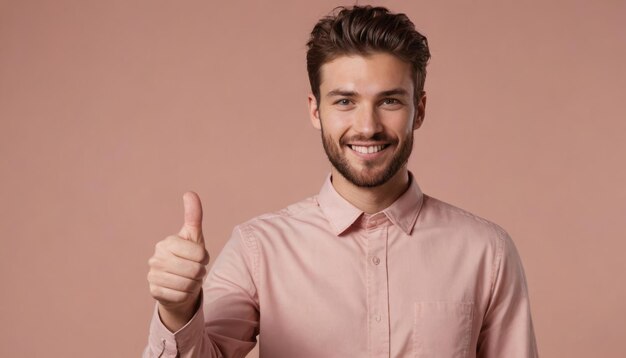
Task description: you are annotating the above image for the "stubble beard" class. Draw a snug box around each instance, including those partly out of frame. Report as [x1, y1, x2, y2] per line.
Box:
[320, 122, 414, 188]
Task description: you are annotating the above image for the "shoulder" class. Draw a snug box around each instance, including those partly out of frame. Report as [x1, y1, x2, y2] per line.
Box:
[232, 195, 325, 240]
[419, 194, 511, 245]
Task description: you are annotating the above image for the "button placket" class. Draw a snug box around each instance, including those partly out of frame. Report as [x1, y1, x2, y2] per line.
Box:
[366, 225, 390, 357]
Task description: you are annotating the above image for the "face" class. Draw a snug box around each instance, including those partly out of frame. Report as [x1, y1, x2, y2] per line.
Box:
[308, 52, 426, 187]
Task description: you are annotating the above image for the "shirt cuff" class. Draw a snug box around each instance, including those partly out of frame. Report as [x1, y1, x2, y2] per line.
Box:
[148, 298, 205, 357]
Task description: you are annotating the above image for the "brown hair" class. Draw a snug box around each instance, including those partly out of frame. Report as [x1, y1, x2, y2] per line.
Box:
[306, 5, 430, 105]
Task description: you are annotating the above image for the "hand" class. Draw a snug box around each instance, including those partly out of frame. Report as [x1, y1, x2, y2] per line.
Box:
[147, 191, 210, 331]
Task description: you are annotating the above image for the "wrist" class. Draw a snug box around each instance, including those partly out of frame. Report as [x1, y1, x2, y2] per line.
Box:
[158, 295, 201, 332]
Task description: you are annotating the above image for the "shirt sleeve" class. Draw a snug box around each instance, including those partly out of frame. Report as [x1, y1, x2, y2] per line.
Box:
[143, 226, 260, 358]
[476, 230, 539, 357]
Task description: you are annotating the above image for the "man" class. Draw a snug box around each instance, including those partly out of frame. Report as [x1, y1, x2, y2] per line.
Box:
[145, 5, 538, 358]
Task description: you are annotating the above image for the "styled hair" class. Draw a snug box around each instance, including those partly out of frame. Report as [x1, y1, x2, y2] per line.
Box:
[306, 5, 430, 105]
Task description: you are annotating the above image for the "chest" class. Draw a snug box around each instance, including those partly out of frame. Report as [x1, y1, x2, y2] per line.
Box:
[254, 226, 492, 358]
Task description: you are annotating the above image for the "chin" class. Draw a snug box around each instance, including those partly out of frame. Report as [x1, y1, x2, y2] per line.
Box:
[343, 167, 395, 188]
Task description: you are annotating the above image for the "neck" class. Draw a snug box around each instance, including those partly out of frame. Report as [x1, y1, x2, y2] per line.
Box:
[330, 167, 411, 214]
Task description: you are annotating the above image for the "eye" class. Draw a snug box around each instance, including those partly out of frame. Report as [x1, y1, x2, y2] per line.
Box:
[334, 98, 352, 106]
[382, 98, 400, 105]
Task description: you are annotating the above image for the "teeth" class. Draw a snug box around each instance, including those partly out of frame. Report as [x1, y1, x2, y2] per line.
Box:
[350, 145, 385, 154]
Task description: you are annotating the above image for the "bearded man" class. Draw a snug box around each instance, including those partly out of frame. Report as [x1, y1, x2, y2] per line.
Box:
[145, 5, 539, 358]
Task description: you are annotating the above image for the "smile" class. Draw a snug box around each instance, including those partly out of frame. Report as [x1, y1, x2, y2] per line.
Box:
[348, 144, 390, 154]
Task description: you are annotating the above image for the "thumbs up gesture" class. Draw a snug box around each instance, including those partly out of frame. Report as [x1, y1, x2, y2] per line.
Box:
[147, 192, 210, 332]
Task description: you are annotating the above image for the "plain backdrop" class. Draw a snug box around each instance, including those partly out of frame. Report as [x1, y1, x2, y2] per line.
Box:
[1, 0, 625, 357]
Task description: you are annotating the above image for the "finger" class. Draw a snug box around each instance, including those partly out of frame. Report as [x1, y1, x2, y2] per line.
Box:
[148, 270, 201, 293]
[179, 191, 204, 244]
[160, 235, 209, 263]
[153, 253, 207, 280]
[149, 285, 191, 305]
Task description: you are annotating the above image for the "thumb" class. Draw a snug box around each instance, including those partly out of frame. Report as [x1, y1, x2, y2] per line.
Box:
[178, 191, 204, 244]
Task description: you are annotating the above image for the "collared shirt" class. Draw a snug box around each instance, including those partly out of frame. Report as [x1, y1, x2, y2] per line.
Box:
[145, 174, 538, 358]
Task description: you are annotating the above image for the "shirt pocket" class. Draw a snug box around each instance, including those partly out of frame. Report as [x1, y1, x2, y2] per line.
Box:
[413, 301, 474, 358]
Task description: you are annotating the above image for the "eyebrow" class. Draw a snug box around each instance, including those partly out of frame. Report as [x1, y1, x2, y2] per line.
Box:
[379, 88, 409, 97]
[325, 88, 409, 98]
[326, 89, 358, 98]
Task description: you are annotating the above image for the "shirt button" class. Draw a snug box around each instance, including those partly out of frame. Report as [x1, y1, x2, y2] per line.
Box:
[372, 256, 380, 265]
[375, 315, 381, 322]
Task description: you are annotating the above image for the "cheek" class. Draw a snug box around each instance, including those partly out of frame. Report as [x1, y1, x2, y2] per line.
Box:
[322, 112, 352, 137]
[388, 114, 414, 137]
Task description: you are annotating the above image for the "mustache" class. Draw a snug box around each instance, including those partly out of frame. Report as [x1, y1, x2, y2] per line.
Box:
[340, 133, 396, 145]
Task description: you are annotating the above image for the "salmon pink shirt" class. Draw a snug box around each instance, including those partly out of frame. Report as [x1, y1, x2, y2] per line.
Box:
[145, 173, 538, 357]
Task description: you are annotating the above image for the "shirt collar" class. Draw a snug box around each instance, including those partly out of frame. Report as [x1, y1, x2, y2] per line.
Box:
[316, 172, 424, 236]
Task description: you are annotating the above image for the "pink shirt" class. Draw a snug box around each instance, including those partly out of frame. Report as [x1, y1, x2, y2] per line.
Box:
[145, 174, 538, 357]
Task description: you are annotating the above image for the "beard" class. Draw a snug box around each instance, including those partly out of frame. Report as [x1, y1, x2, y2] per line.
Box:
[320, 122, 414, 188]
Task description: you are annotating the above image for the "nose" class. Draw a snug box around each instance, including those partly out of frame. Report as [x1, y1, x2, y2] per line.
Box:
[352, 105, 383, 138]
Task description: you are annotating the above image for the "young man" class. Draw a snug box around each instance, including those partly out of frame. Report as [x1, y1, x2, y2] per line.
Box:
[145, 6, 538, 358]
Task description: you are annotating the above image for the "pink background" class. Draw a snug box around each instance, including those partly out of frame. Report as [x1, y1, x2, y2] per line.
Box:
[1, 1, 625, 357]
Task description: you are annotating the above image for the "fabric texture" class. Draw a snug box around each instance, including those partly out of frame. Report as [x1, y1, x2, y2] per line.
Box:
[144, 173, 538, 357]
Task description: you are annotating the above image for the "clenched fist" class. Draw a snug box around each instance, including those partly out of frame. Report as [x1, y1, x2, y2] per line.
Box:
[147, 191, 210, 332]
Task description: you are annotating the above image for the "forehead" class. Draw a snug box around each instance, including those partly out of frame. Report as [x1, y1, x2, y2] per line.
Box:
[319, 52, 414, 95]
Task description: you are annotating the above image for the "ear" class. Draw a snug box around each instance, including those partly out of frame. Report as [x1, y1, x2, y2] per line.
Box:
[308, 94, 322, 130]
[413, 91, 427, 130]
